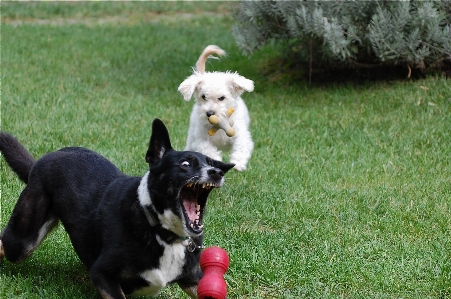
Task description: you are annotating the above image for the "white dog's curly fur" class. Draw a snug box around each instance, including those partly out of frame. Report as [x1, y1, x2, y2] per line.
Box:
[178, 45, 254, 171]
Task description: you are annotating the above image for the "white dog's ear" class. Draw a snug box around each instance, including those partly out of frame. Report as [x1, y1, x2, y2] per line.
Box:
[178, 75, 202, 101]
[228, 73, 254, 96]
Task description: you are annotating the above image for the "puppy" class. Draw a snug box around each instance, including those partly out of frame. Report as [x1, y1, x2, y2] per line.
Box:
[0, 119, 234, 299]
[178, 45, 254, 171]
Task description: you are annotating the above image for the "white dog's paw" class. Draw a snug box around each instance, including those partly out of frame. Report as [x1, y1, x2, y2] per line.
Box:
[232, 164, 246, 172]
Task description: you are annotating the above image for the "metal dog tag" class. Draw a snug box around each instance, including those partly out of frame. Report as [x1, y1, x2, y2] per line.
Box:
[187, 238, 197, 252]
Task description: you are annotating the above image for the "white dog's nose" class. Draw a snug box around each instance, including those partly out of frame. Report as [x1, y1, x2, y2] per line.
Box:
[206, 110, 215, 117]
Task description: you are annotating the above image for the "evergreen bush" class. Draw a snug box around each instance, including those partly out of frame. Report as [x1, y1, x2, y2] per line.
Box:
[232, 1, 451, 79]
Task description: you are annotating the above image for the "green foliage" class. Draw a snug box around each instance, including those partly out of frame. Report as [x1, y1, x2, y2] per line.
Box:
[233, 1, 451, 72]
[2, 2, 451, 298]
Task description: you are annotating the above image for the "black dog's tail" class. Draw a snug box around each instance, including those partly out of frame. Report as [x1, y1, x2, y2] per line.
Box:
[0, 132, 35, 184]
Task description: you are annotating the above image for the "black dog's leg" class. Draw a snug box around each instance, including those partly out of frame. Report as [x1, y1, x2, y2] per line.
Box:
[97, 286, 126, 299]
[90, 260, 126, 299]
[0, 240, 4, 262]
[1, 185, 57, 263]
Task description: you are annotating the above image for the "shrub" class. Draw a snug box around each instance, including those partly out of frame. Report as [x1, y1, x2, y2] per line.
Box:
[232, 1, 451, 79]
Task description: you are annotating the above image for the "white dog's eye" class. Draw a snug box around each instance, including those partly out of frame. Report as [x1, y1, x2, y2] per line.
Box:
[218, 96, 225, 101]
[201, 95, 207, 100]
[181, 161, 191, 167]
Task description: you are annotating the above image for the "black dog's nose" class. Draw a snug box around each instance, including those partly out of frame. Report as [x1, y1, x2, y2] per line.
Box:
[208, 168, 224, 180]
[206, 110, 215, 117]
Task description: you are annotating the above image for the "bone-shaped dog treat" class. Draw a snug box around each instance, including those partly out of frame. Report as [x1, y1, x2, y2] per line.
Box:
[208, 108, 235, 137]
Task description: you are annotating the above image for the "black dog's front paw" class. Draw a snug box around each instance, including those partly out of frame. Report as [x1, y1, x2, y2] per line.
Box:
[179, 283, 198, 298]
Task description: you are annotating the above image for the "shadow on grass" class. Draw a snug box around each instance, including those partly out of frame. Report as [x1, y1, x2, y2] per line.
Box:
[1, 258, 95, 298]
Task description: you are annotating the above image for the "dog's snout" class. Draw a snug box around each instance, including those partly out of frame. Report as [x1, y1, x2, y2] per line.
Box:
[207, 168, 224, 180]
[206, 110, 215, 117]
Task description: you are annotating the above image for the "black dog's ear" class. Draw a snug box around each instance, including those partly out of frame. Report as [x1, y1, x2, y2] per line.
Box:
[214, 161, 235, 174]
[146, 119, 173, 164]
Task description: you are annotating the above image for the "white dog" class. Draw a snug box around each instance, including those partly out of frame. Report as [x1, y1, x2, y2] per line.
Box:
[178, 45, 254, 171]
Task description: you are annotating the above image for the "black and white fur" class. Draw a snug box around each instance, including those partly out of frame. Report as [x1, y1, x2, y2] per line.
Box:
[0, 119, 234, 298]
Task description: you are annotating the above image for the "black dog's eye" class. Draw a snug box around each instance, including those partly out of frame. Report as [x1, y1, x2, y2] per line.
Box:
[218, 96, 225, 101]
[201, 95, 207, 100]
[181, 161, 191, 167]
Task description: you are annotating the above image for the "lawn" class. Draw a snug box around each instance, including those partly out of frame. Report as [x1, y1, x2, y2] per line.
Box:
[1, 2, 451, 299]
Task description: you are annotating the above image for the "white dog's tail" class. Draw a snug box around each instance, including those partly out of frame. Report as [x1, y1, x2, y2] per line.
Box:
[196, 45, 226, 73]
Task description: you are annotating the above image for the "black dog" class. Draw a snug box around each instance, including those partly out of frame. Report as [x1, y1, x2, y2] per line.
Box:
[0, 119, 234, 298]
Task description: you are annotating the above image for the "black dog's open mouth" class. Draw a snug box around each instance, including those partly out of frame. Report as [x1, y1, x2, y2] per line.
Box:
[180, 182, 218, 233]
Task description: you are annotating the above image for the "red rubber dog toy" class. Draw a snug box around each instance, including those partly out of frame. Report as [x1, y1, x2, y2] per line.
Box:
[197, 247, 229, 299]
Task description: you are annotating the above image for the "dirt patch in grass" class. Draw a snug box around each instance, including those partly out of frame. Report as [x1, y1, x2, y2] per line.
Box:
[2, 2, 234, 26]
[4, 11, 228, 26]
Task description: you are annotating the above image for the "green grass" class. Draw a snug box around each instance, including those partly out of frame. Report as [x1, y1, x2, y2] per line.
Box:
[1, 2, 451, 298]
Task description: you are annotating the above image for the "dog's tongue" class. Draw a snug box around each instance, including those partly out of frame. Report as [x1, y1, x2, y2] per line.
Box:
[181, 189, 198, 222]
[183, 201, 197, 221]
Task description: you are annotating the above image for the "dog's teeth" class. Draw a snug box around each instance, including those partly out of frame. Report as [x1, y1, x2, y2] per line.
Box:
[201, 182, 218, 189]
[198, 224, 204, 229]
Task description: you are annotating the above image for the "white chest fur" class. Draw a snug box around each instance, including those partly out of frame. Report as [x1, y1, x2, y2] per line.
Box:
[132, 236, 186, 296]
